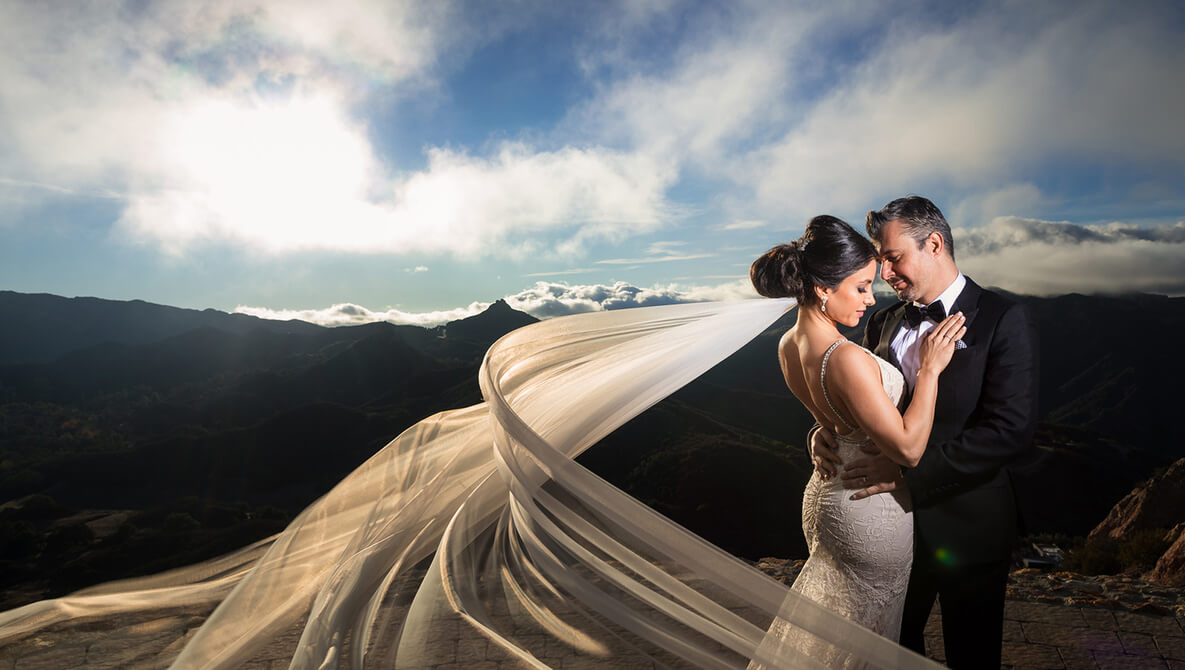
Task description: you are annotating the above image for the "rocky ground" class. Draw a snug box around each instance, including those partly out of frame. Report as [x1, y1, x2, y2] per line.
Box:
[753, 558, 1185, 619]
[753, 558, 1185, 668]
[1006, 569, 1185, 619]
[3, 561, 1184, 669]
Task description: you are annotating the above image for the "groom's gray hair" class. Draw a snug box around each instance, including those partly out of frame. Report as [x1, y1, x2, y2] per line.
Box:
[866, 195, 955, 261]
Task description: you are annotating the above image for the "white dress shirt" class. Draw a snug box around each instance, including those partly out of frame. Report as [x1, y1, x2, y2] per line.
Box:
[891, 273, 966, 391]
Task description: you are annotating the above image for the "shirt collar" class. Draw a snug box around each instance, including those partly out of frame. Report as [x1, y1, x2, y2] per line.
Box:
[919, 273, 966, 315]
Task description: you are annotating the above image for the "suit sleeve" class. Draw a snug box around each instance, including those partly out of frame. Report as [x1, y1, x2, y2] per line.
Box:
[904, 301, 1039, 502]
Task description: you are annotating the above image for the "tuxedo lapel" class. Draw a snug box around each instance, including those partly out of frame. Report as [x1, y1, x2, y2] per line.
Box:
[933, 277, 983, 410]
[950, 277, 983, 333]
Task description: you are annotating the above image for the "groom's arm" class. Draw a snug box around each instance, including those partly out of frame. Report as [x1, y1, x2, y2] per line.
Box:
[903, 301, 1039, 505]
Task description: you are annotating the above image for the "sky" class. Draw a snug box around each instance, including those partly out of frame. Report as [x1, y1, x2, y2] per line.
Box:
[2, 0, 1184, 326]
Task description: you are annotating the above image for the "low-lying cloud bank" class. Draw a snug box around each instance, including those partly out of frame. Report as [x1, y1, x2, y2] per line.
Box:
[237, 216, 1185, 328]
[235, 279, 757, 327]
[503, 280, 754, 318]
[956, 218, 1185, 296]
[233, 302, 492, 328]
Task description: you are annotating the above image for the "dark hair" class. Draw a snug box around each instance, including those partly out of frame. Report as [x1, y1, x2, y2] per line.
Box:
[750, 215, 877, 305]
[865, 195, 955, 260]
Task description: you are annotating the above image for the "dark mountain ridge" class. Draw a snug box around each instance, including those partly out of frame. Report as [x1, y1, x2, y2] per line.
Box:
[0, 290, 325, 366]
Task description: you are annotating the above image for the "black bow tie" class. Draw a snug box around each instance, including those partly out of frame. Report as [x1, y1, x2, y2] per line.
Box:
[904, 302, 946, 328]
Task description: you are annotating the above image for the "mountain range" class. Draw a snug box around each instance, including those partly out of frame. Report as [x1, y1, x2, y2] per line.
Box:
[0, 289, 1179, 607]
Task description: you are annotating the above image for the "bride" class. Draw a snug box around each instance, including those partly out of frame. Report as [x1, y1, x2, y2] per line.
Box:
[748, 216, 964, 665]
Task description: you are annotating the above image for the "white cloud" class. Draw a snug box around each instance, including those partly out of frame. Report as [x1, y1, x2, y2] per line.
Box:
[743, 3, 1185, 220]
[523, 268, 599, 277]
[957, 218, 1185, 256]
[0, 177, 119, 199]
[596, 252, 714, 265]
[0, 1, 450, 182]
[565, 3, 837, 242]
[574, 2, 1184, 231]
[556, 2, 1185, 237]
[719, 219, 768, 231]
[234, 301, 488, 327]
[377, 144, 675, 258]
[115, 104, 676, 258]
[956, 218, 1185, 295]
[647, 240, 687, 253]
[950, 184, 1050, 229]
[237, 278, 761, 326]
[0, 1, 678, 259]
[504, 279, 756, 318]
[4, 0, 1183, 290]
[0, 177, 121, 218]
[405, 266, 429, 273]
[582, 240, 715, 265]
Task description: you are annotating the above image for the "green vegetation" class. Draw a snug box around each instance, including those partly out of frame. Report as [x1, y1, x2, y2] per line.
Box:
[0, 494, 291, 607]
[1062, 529, 1172, 575]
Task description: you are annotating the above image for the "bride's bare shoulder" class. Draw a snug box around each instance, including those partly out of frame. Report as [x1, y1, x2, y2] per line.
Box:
[825, 341, 880, 384]
[777, 329, 803, 377]
[777, 327, 799, 355]
[778, 327, 797, 349]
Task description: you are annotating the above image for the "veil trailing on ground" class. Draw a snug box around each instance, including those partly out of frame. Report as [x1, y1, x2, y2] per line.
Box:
[0, 299, 938, 669]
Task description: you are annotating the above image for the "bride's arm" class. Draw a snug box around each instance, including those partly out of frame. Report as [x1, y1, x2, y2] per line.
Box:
[830, 314, 965, 467]
[827, 349, 929, 467]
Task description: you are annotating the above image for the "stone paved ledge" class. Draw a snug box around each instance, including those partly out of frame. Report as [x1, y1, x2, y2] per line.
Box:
[2, 583, 1183, 668]
[998, 601, 1184, 669]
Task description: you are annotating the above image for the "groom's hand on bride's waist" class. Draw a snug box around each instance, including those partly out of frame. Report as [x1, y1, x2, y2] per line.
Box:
[842, 449, 904, 500]
[809, 426, 842, 480]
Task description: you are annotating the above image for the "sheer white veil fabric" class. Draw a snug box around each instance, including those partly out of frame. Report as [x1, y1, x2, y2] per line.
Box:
[0, 299, 939, 669]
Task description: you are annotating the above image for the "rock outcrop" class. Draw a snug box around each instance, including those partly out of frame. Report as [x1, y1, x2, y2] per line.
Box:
[1088, 457, 1185, 586]
[1149, 523, 1185, 587]
[1089, 458, 1185, 541]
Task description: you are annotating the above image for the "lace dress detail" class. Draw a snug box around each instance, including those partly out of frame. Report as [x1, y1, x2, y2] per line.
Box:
[751, 340, 913, 669]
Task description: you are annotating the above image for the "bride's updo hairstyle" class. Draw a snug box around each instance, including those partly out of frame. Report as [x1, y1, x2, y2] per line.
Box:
[750, 215, 877, 306]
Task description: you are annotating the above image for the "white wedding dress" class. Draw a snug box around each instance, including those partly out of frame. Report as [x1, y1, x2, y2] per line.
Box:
[751, 340, 914, 669]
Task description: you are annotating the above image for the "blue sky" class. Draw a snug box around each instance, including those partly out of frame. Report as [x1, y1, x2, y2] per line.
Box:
[2, 0, 1184, 325]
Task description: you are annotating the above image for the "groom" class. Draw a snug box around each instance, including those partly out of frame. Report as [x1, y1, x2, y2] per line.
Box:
[813, 196, 1039, 669]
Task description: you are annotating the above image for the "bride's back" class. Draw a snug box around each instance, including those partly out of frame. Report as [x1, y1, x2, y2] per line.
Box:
[778, 327, 860, 437]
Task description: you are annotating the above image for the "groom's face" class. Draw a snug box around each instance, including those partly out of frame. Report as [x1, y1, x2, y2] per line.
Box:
[875, 219, 936, 304]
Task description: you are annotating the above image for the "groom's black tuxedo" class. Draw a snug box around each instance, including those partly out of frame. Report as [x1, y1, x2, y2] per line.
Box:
[863, 277, 1038, 668]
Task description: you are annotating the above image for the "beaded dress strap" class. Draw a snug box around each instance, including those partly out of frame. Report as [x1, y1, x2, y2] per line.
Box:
[820, 339, 858, 431]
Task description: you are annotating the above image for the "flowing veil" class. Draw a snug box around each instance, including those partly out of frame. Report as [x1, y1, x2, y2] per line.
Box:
[0, 299, 939, 669]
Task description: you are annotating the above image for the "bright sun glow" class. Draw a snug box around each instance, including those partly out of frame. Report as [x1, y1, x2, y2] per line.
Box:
[119, 92, 670, 258]
[170, 96, 382, 251]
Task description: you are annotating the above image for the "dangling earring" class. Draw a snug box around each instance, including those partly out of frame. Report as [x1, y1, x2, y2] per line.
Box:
[821, 294, 829, 314]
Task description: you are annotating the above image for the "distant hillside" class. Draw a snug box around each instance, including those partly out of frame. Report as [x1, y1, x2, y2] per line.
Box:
[1022, 292, 1185, 450]
[0, 290, 324, 366]
[0, 292, 541, 607]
